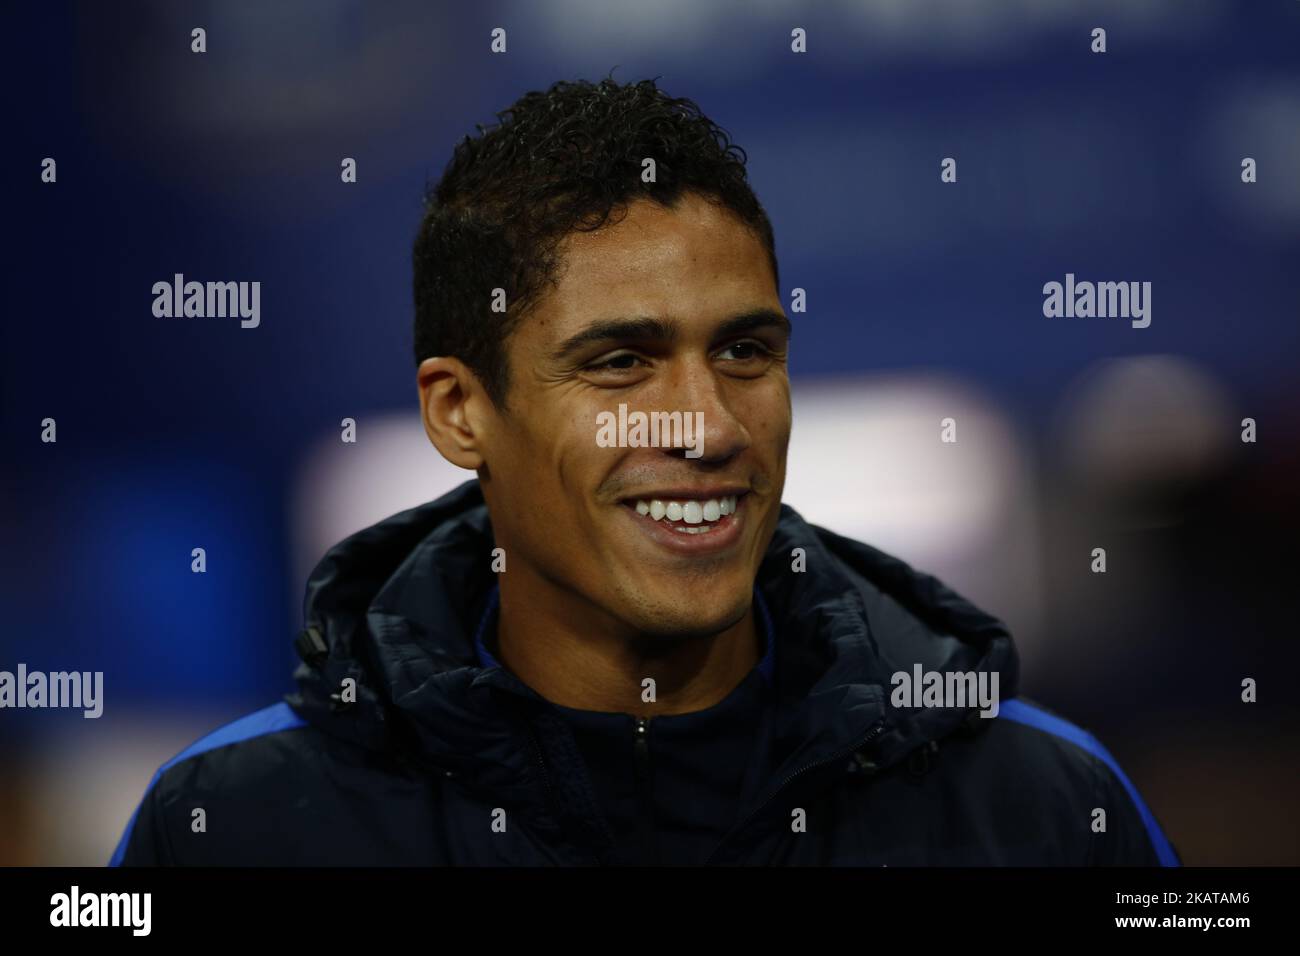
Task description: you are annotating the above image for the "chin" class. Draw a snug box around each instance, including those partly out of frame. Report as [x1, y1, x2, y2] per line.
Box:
[618, 590, 752, 641]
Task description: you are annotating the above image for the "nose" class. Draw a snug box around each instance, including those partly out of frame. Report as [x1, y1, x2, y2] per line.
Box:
[655, 354, 751, 465]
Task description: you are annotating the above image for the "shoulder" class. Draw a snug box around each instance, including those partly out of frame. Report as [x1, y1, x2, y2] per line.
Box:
[109, 701, 379, 865]
[131, 701, 316, 804]
[983, 697, 1180, 865]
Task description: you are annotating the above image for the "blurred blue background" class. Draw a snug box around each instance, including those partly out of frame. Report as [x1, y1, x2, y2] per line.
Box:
[3, 0, 1298, 864]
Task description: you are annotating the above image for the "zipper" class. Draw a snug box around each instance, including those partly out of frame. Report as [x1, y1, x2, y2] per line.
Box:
[633, 716, 657, 864]
[701, 718, 888, 865]
[634, 716, 651, 771]
[528, 724, 559, 808]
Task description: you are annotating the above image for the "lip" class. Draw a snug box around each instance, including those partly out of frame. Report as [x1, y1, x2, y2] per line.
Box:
[617, 493, 747, 557]
[617, 487, 749, 504]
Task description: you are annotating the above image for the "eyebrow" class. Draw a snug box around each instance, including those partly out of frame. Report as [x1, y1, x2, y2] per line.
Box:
[550, 308, 792, 362]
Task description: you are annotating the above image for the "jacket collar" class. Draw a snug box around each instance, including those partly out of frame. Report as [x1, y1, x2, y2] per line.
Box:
[287, 478, 1018, 816]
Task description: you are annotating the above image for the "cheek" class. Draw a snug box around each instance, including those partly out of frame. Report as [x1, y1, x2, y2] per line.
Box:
[484, 414, 567, 506]
[745, 381, 792, 447]
[543, 407, 613, 500]
[746, 384, 791, 501]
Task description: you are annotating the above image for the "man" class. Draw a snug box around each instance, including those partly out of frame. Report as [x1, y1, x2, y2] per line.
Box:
[112, 78, 1178, 866]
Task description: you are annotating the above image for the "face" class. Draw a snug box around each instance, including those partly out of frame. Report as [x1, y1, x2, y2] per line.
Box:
[478, 191, 791, 640]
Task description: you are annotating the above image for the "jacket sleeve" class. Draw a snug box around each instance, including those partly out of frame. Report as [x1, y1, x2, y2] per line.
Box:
[110, 778, 175, 866]
[1087, 753, 1181, 866]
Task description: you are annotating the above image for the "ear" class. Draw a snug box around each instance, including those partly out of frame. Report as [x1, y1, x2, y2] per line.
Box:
[417, 356, 491, 470]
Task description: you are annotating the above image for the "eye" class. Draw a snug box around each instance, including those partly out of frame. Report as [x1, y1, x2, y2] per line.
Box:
[716, 339, 771, 362]
[585, 351, 645, 373]
[580, 351, 652, 386]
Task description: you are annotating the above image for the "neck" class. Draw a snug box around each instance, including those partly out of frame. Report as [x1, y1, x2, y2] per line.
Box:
[494, 570, 761, 717]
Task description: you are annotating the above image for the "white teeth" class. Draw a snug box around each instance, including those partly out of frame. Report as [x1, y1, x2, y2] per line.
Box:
[672, 523, 716, 534]
[631, 495, 742, 525]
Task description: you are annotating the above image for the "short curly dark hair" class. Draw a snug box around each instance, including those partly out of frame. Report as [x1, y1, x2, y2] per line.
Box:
[412, 75, 780, 409]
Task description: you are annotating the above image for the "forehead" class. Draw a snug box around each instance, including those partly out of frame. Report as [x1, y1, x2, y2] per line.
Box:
[525, 193, 777, 340]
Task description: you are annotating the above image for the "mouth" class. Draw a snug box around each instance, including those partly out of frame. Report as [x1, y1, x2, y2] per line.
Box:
[617, 490, 749, 555]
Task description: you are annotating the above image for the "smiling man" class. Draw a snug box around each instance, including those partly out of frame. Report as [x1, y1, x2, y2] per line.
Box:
[419, 183, 791, 721]
[111, 77, 1179, 867]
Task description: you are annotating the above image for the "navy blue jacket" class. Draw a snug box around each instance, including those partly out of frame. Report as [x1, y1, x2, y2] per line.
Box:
[111, 479, 1180, 866]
